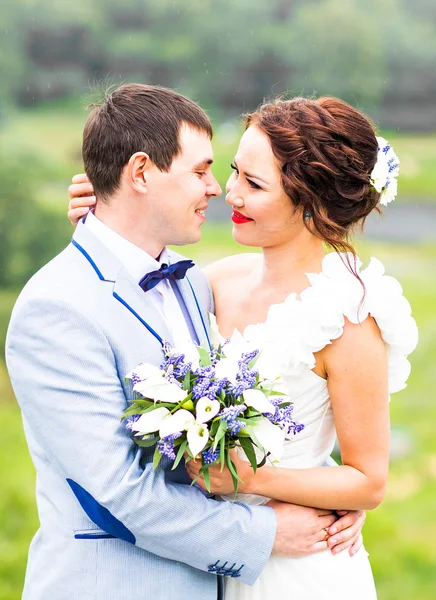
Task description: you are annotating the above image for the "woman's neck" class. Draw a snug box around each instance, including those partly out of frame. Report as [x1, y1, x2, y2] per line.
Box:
[259, 235, 326, 289]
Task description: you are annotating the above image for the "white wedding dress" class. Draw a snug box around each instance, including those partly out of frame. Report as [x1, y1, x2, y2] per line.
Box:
[222, 253, 418, 600]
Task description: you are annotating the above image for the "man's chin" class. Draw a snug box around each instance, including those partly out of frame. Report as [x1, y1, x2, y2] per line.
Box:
[170, 230, 202, 248]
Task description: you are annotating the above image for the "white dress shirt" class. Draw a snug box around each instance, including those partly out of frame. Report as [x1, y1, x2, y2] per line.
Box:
[85, 211, 193, 347]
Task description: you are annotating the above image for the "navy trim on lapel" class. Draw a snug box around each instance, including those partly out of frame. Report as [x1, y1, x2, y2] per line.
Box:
[185, 277, 211, 350]
[112, 273, 173, 347]
[71, 221, 173, 348]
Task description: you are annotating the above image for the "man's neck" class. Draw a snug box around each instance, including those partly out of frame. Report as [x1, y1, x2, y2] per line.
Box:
[94, 204, 164, 259]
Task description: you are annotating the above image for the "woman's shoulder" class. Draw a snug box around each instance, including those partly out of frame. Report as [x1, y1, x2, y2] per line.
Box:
[300, 252, 418, 392]
[204, 252, 261, 288]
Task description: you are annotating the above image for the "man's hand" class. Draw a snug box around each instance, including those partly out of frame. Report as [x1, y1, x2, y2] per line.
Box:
[270, 501, 366, 558]
[327, 510, 366, 557]
[68, 174, 95, 226]
[269, 500, 337, 557]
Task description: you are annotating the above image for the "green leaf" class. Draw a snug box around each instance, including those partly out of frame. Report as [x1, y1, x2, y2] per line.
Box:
[213, 420, 228, 450]
[238, 437, 257, 474]
[203, 466, 211, 493]
[210, 419, 220, 437]
[256, 454, 268, 468]
[225, 452, 242, 494]
[219, 435, 226, 472]
[172, 439, 188, 470]
[153, 445, 163, 469]
[197, 345, 212, 366]
[128, 398, 154, 407]
[132, 435, 158, 448]
[244, 408, 262, 418]
[121, 400, 154, 419]
[182, 371, 191, 391]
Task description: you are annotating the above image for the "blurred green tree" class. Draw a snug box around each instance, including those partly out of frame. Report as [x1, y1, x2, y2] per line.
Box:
[0, 153, 71, 288]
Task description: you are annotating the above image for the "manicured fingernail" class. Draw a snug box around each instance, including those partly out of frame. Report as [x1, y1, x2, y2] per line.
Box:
[332, 547, 340, 554]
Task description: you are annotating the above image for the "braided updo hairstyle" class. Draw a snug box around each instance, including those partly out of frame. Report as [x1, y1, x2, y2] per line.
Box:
[245, 97, 381, 278]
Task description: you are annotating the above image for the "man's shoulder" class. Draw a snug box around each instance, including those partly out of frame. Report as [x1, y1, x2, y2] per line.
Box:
[12, 243, 100, 318]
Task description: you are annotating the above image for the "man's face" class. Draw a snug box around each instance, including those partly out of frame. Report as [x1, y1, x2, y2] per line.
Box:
[144, 124, 222, 248]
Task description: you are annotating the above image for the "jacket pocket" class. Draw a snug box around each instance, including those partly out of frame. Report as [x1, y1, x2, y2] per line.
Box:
[74, 527, 115, 540]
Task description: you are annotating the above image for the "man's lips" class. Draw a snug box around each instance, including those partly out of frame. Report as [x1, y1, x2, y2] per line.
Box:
[232, 210, 254, 224]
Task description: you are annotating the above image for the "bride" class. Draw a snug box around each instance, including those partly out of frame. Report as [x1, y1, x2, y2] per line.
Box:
[68, 96, 417, 599]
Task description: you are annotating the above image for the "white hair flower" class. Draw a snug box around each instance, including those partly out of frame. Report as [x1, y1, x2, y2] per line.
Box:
[370, 136, 400, 206]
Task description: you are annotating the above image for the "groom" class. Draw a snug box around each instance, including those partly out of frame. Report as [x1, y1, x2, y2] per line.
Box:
[7, 84, 364, 600]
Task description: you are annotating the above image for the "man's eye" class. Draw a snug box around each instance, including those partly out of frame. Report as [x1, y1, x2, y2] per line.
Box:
[196, 171, 206, 177]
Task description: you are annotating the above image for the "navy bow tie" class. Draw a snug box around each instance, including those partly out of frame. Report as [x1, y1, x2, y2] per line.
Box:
[139, 260, 195, 292]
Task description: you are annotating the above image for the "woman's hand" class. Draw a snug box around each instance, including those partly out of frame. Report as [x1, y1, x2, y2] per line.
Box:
[68, 174, 96, 226]
[185, 449, 255, 494]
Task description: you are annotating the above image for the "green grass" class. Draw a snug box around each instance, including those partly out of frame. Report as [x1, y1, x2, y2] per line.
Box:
[0, 233, 435, 599]
[0, 107, 434, 210]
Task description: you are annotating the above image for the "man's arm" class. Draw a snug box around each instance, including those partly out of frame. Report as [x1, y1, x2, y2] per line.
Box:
[6, 297, 276, 585]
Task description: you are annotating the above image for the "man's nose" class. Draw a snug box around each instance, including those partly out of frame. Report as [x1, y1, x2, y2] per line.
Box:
[207, 175, 222, 197]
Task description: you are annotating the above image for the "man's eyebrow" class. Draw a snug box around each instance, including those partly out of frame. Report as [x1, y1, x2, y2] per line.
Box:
[233, 158, 268, 185]
[192, 158, 214, 169]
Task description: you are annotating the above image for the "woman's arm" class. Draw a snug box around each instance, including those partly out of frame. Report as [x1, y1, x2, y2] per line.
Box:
[187, 315, 390, 511]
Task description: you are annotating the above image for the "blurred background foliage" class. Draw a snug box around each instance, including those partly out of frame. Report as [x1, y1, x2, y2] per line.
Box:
[0, 0, 435, 598]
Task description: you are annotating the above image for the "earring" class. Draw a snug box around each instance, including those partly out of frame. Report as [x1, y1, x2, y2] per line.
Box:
[304, 212, 311, 220]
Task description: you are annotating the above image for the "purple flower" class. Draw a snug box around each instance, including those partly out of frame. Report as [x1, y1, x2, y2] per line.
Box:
[157, 432, 183, 461]
[240, 350, 259, 364]
[202, 447, 219, 465]
[219, 405, 247, 436]
[125, 414, 141, 432]
[267, 400, 305, 436]
[228, 362, 258, 398]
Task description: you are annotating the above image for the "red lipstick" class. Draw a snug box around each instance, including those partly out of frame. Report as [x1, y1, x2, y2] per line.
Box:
[231, 210, 254, 224]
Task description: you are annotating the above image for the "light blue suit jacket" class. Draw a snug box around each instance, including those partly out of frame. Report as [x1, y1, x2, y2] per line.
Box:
[6, 221, 276, 600]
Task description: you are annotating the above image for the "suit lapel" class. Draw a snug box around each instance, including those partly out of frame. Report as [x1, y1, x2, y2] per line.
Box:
[72, 221, 174, 347]
[112, 270, 174, 346]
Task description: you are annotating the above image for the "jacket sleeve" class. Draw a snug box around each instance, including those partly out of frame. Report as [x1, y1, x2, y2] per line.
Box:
[6, 298, 276, 585]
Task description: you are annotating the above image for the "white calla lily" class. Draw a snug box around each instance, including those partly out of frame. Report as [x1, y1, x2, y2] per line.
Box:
[248, 417, 285, 461]
[127, 363, 164, 381]
[208, 312, 224, 347]
[243, 389, 276, 415]
[222, 328, 253, 362]
[187, 423, 210, 457]
[214, 357, 239, 382]
[134, 379, 188, 403]
[131, 407, 170, 435]
[196, 397, 220, 424]
[159, 409, 195, 438]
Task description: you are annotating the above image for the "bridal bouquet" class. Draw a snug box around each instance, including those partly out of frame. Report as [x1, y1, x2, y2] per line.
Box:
[122, 324, 304, 493]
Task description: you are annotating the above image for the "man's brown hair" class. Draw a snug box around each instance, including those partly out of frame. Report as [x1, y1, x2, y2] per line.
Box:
[82, 83, 213, 200]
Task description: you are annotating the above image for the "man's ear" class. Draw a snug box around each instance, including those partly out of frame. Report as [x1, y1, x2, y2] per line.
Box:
[125, 152, 152, 193]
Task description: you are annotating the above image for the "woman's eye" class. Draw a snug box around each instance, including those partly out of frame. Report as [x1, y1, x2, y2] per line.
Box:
[196, 171, 206, 177]
[247, 179, 261, 190]
[230, 163, 238, 173]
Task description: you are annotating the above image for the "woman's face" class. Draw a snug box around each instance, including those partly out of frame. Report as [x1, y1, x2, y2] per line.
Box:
[225, 125, 305, 248]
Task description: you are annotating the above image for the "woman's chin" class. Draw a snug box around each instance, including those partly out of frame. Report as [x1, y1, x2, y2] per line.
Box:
[231, 226, 259, 247]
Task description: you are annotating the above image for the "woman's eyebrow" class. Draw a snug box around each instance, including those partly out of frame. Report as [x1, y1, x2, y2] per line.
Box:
[233, 158, 269, 185]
